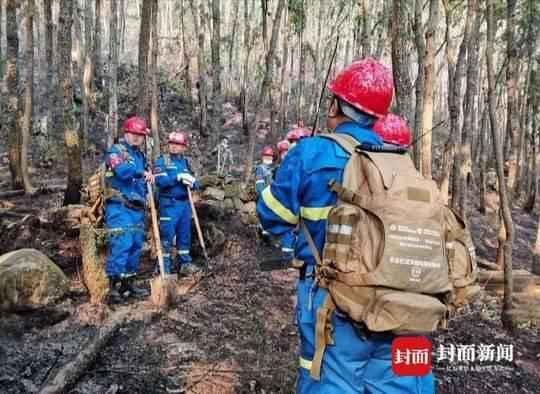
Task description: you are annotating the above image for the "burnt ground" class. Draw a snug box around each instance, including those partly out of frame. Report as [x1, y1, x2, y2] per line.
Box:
[0, 184, 539, 393]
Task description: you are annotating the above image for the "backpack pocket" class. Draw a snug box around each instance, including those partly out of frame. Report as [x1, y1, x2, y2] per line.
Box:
[364, 290, 447, 334]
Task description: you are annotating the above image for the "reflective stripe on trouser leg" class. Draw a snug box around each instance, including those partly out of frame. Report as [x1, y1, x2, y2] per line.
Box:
[159, 210, 177, 274]
[177, 249, 192, 264]
[295, 281, 435, 394]
[176, 202, 192, 265]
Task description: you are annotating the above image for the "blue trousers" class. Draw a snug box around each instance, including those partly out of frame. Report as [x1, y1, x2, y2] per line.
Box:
[105, 202, 145, 279]
[280, 231, 296, 254]
[159, 200, 192, 273]
[296, 276, 435, 394]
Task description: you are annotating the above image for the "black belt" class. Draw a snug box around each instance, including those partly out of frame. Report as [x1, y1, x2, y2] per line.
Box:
[107, 197, 145, 211]
[160, 195, 188, 202]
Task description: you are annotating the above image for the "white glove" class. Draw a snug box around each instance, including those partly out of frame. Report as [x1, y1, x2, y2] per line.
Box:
[177, 173, 196, 187]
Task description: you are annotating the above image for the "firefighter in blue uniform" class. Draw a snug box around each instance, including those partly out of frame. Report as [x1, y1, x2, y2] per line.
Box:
[255, 146, 276, 244]
[153, 130, 201, 275]
[104, 116, 153, 303]
[257, 59, 435, 393]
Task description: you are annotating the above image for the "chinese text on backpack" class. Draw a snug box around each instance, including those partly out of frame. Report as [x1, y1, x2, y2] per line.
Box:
[306, 133, 479, 379]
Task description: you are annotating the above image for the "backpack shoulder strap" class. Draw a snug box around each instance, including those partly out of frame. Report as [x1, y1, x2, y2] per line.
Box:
[319, 133, 358, 155]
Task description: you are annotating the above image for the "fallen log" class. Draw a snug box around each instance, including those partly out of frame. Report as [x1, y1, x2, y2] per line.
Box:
[478, 269, 535, 293]
[39, 310, 127, 394]
[0, 184, 65, 198]
[477, 258, 500, 271]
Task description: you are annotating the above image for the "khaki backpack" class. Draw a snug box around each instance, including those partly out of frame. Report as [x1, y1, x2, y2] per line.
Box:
[82, 144, 130, 224]
[304, 133, 480, 379]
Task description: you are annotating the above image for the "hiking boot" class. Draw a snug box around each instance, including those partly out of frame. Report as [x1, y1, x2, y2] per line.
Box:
[108, 280, 125, 304]
[121, 278, 149, 298]
[178, 263, 201, 275]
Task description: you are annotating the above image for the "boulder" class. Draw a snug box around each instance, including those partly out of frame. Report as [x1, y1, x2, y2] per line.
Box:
[233, 198, 244, 211]
[240, 212, 259, 226]
[199, 174, 222, 189]
[223, 198, 235, 211]
[0, 249, 69, 311]
[242, 201, 257, 215]
[239, 187, 256, 203]
[203, 187, 225, 201]
[223, 183, 242, 199]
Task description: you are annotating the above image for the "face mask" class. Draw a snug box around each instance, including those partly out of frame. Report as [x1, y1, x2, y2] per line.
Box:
[263, 158, 273, 165]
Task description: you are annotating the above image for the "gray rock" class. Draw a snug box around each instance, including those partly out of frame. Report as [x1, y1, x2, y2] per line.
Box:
[0, 249, 69, 311]
[203, 187, 225, 201]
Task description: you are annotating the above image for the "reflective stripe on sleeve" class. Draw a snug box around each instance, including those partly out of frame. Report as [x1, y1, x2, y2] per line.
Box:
[261, 187, 298, 224]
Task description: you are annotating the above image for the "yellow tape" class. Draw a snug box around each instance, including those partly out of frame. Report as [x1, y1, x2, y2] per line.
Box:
[299, 357, 312, 370]
[261, 187, 298, 224]
[300, 206, 332, 221]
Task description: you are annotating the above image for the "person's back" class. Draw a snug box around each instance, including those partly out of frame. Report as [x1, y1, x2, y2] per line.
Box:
[257, 59, 435, 393]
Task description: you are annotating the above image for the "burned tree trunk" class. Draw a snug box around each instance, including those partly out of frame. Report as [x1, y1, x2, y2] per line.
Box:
[189, 0, 209, 138]
[44, 0, 55, 145]
[478, 108, 489, 215]
[279, 6, 291, 133]
[227, 0, 240, 88]
[180, 0, 193, 112]
[108, 0, 119, 146]
[456, 1, 481, 220]
[391, 0, 413, 124]
[412, 0, 426, 172]
[138, 0, 152, 116]
[505, 0, 520, 197]
[81, 0, 94, 154]
[210, 0, 222, 97]
[420, 0, 438, 179]
[58, 0, 82, 205]
[241, 0, 255, 137]
[486, 0, 515, 331]
[150, 0, 160, 160]
[449, 0, 475, 218]
[21, 0, 35, 194]
[6, 0, 23, 190]
[210, 0, 223, 143]
[93, 0, 102, 83]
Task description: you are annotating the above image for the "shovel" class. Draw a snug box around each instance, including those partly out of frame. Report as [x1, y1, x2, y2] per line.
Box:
[187, 187, 209, 272]
[147, 182, 176, 308]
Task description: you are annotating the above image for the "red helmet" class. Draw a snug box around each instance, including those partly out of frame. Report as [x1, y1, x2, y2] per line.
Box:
[277, 140, 289, 153]
[168, 130, 188, 146]
[328, 58, 393, 119]
[262, 145, 274, 157]
[286, 130, 301, 142]
[122, 116, 148, 136]
[298, 127, 313, 138]
[372, 113, 411, 146]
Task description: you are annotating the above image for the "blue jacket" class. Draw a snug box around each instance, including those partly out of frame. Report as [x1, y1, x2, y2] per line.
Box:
[153, 154, 199, 201]
[256, 121, 382, 266]
[105, 140, 147, 205]
[255, 163, 274, 196]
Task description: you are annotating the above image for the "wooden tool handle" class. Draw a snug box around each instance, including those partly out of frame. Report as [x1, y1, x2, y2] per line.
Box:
[187, 187, 209, 261]
[147, 183, 166, 279]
